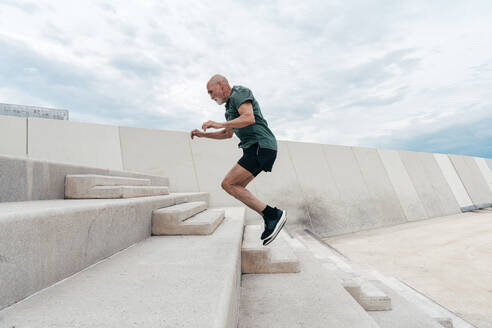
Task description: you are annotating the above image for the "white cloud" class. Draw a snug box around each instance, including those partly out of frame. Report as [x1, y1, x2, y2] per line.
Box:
[0, 0, 491, 157]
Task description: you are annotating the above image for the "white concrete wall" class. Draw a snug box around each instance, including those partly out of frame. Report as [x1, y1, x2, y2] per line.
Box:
[0, 115, 26, 157]
[352, 146, 407, 227]
[449, 154, 492, 208]
[1, 115, 491, 237]
[119, 127, 198, 193]
[28, 118, 123, 170]
[279, 141, 340, 233]
[486, 158, 492, 172]
[377, 149, 428, 221]
[434, 153, 475, 211]
[398, 150, 461, 218]
[474, 157, 492, 193]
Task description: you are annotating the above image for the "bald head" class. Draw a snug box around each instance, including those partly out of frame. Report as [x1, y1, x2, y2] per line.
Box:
[207, 74, 229, 88]
[206, 74, 231, 105]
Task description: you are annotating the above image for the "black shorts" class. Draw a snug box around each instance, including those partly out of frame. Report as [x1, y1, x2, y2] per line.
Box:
[237, 143, 277, 177]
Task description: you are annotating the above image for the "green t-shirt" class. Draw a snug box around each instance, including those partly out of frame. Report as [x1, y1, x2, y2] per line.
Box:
[224, 85, 278, 151]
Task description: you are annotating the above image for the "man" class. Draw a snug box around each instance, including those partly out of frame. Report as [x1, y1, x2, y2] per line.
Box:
[190, 74, 286, 246]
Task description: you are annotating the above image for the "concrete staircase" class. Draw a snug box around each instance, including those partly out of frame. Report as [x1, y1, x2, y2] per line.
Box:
[0, 172, 250, 327]
[2, 170, 480, 328]
[65, 174, 169, 199]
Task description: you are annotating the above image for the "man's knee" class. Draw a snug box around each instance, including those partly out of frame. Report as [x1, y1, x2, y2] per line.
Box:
[221, 179, 232, 192]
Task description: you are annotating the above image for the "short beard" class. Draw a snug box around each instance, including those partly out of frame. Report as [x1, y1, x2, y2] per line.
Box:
[214, 98, 225, 105]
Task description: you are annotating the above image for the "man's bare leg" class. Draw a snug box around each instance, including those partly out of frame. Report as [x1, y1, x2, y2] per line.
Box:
[221, 164, 266, 215]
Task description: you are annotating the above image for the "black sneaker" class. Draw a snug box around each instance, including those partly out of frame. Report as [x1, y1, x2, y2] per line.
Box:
[260, 207, 281, 240]
[262, 209, 287, 246]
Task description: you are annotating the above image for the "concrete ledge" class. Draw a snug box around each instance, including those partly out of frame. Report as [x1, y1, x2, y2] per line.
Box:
[0, 195, 186, 310]
[65, 174, 151, 194]
[71, 185, 170, 199]
[152, 201, 208, 235]
[168, 192, 210, 206]
[152, 208, 225, 235]
[65, 174, 171, 199]
[0, 207, 245, 328]
[241, 225, 299, 274]
[343, 278, 392, 311]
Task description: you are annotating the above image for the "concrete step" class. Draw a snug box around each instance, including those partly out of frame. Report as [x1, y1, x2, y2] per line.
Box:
[239, 248, 380, 328]
[241, 225, 300, 274]
[91, 185, 169, 198]
[170, 191, 210, 206]
[293, 230, 393, 311]
[343, 277, 392, 311]
[65, 174, 169, 199]
[0, 207, 246, 328]
[152, 201, 208, 235]
[152, 208, 225, 235]
[364, 271, 474, 328]
[294, 231, 460, 327]
[367, 280, 446, 328]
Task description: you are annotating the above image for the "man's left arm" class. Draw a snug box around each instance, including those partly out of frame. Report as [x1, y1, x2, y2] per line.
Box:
[202, 102, 255, 131]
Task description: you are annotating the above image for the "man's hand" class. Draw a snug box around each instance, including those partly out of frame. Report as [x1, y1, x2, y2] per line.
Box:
[190, 129, 204, 139]
[201, 120, 224, 132]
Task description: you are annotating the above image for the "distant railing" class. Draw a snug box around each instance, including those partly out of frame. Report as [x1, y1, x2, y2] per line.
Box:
[0, 102, 69, 120]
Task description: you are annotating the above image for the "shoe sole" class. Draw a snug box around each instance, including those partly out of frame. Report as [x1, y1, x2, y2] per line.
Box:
[261, 222, 267, 240]
[263, 211, 287, 246]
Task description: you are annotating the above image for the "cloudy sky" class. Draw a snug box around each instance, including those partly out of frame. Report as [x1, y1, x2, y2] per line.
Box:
[0, 1, 491, 158]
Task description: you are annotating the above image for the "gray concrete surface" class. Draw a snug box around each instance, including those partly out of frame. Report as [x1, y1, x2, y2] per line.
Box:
[240, 247, 380, 328]
[324, 210, 492, 328]
[28, 117, 123, 170]
[434, 153, 475, 211]
[0, 155, 29, 202]
[399, 150, 461, 217]
[449, 154, 492, 208]
[0, 207, 245, 328]
[377, 149, 428, 221]
[0, 195, 182, 309]
[0, 115, 26, 157]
